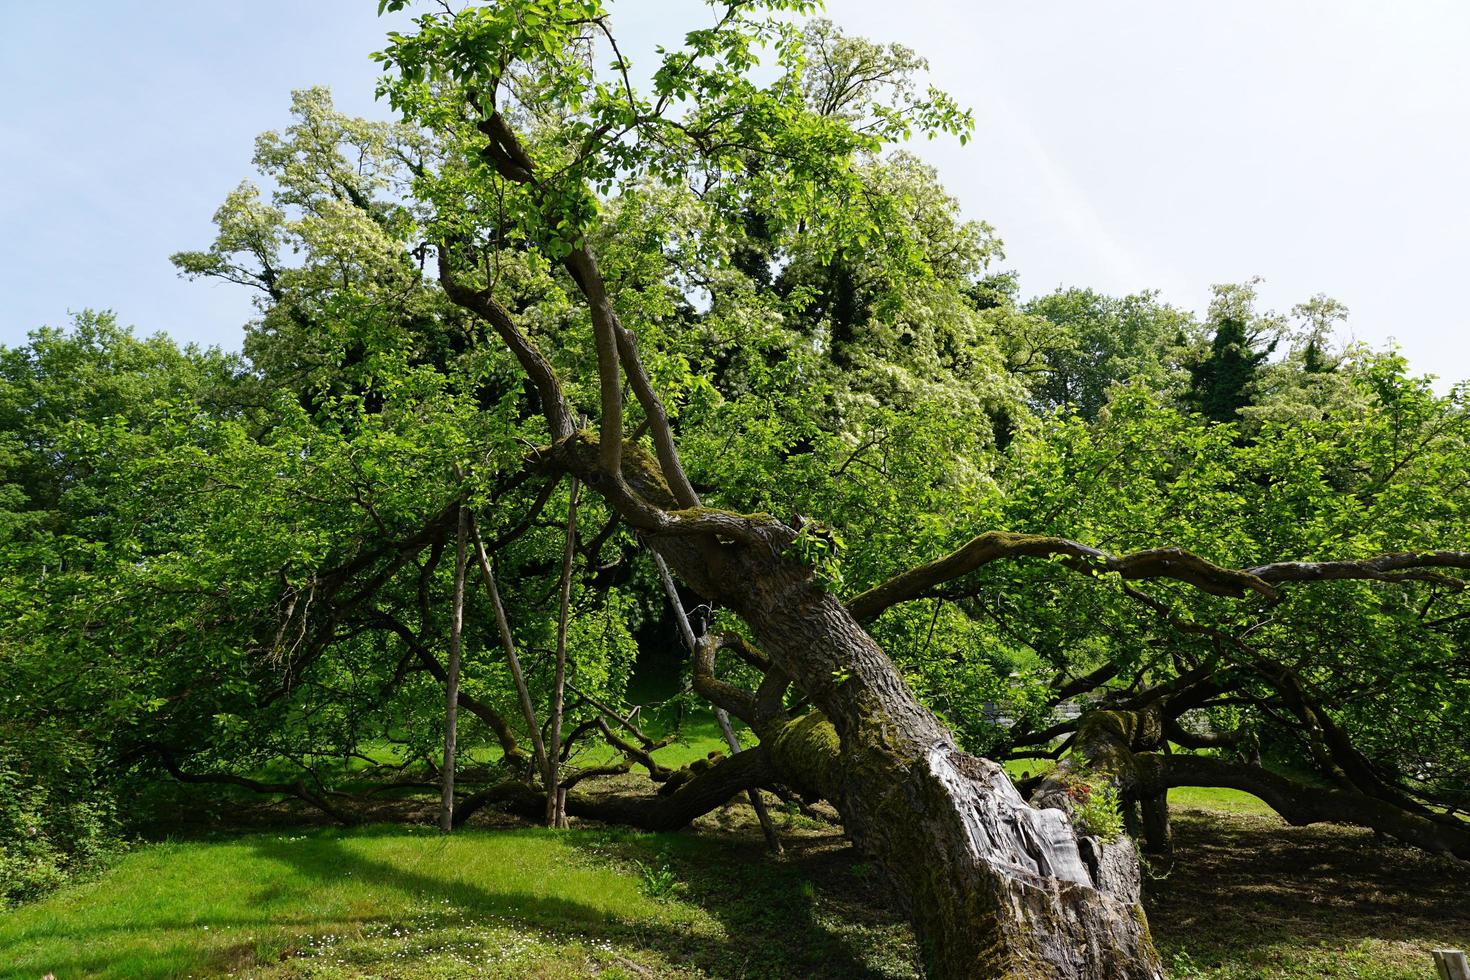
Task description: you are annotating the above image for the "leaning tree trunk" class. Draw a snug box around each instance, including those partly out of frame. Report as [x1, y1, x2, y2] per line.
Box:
[723, 563, 1158, 978]
[567, 438, 1163, 979]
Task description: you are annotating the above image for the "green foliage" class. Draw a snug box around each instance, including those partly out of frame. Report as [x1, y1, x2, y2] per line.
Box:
[0, 731, 120, 907]
[634, 855, 684, 899]
[1022, 287, 1196, 419]
[792, 521, 846, 592]
[1069, 781, 1124, 844]
[1184, 279, 1281, 423]
[3, 0, 1468, 866]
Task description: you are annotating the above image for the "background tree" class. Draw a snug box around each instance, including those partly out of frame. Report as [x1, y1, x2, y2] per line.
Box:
[1021, 287, 1195, 420]
[1184, 278, 1281, 423]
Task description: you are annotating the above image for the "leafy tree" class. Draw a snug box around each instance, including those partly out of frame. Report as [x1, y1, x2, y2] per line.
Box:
[1183, 279, 1281, 423]
[5, 5, 1469, 978]
[1240, 294, 1364, 428]
[1021, 287, 1196, 419]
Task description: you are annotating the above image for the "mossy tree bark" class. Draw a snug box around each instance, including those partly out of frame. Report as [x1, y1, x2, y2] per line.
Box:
[545, 436, 1163, 980]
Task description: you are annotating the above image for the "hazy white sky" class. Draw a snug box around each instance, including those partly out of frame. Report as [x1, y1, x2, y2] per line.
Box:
[3, 1, 1468, 381]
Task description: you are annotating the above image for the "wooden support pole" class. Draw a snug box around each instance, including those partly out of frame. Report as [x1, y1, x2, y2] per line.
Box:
[546, 478, 579, 828]
[471, 514, 550, 789]
[1435, 950, 1470, 980]
[439, 504, 469, 833]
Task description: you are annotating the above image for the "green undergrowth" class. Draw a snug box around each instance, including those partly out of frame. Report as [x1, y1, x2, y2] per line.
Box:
[273, 710, 734, 787]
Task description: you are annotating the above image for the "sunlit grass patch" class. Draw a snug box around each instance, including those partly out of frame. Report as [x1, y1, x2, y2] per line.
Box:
[0, 825, 711, 979]
[0, 819, 919, 979]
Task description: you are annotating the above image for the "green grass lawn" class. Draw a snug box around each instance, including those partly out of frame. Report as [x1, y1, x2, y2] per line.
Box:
[1166, 784, 1271, 815]
[3, 826, 681, 978]
[6, 763, 1465, 979]
[0, 820, 916, 980]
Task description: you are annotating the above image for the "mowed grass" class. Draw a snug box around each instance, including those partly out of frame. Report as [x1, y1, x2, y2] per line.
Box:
[7, 756, 1466, 979]
[0, 820, 918, 980]
[1166, 785, 1272, 814]
[0, 825, 684, 978]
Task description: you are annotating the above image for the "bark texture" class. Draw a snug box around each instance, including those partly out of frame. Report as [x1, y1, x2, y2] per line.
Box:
[551, 434, 1163, 980]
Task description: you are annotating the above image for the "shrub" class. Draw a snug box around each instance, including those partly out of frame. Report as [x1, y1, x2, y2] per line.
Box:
[0, 732, 122, 906]
[1068, 778, 1125, 844]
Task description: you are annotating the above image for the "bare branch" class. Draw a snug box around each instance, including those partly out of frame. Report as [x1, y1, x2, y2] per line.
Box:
[848, 532, 1275, 623]
[1248, 551, 1470, 588]
[437, 245, 575, 439]
[850, 534, 1470, 623]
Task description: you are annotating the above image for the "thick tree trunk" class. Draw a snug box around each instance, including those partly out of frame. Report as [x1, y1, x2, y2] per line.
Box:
[532, 436, 1165, 977]
[1031, 709, 1173, 854]
[726, 577, 1160, 978]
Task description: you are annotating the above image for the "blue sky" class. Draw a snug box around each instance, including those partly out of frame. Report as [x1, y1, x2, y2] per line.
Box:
[4, 1, 1468, 382]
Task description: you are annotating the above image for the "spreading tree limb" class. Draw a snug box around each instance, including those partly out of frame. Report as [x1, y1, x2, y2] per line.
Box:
[850, 532, 1470, 623]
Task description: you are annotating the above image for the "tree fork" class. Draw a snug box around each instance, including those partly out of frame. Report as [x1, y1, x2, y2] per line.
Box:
[548, 433, 1163, 979]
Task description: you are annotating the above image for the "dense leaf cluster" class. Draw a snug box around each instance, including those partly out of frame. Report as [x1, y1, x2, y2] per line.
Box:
[2, 1, 1465, 904]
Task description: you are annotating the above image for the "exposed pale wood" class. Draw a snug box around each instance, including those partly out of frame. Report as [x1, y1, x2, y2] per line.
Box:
[1435, 949, 1470, 980]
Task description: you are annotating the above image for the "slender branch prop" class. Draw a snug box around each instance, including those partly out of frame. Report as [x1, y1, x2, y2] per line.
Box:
[546, 478, 579, 827]
[470, 513, 551, 791]
[439, 504, 469, 833]
[1248, 551, 1470, 587]
[650, 549, 782, 853]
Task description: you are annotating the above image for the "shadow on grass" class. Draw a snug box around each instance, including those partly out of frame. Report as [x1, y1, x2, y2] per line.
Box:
[1146, 808, 1470, 970]
[244, 826, 639, 932]
[3, 826, 702, 979]
[231, 822, 914, 979]
[563, 826, 919, 979]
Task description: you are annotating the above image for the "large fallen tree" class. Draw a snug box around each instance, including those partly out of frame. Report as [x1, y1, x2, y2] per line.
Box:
[357, 6, 1467, 974]
[8, 3, 1467, 978]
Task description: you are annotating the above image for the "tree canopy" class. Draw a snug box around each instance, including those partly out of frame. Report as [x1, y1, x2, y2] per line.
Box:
[2, 3, 1466, 977]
